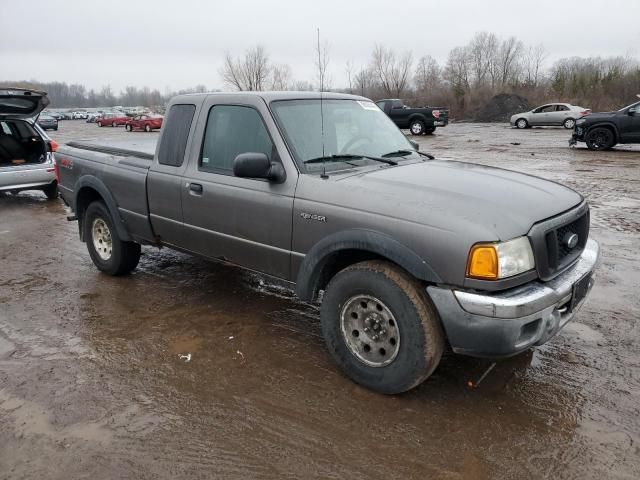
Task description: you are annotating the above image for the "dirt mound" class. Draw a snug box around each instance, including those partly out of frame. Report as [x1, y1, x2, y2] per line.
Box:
[475, 93, 531, 123]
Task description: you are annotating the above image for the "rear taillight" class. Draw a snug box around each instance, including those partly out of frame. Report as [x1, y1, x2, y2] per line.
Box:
[432, 110, 440, 119]
[48, 139, 58, 152]
[579, 110, 591, 117]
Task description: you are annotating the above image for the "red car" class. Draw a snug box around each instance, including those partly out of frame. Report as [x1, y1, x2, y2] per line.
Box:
[125, 114, 163, 132]
[97, 113, 130, 127]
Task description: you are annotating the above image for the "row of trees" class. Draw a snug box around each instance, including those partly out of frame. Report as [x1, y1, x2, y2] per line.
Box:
[3, 31, 639, 118]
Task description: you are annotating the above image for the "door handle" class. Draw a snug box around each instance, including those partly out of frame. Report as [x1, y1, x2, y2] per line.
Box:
[189, 183, 203, 194]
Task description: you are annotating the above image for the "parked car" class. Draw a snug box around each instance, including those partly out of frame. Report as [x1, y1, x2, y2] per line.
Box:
[570, 99, 640, 150]
[48, 111, 65, 121]
[125, 114, 163, 132]
[71, 111, 88, 120]
[376, 98, 449, 135]
[0, 88, 59, 199]
[511, 103, 590, 129]
[56, 91, 599, 394]
[97, 113, 130, 127]
[37, 114, 58, 131]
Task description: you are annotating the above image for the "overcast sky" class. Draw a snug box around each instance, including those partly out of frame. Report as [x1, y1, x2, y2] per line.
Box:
[1, 0, 639, 93]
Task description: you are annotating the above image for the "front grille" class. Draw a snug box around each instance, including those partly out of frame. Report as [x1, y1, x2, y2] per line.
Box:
[529, 203, 590, 281]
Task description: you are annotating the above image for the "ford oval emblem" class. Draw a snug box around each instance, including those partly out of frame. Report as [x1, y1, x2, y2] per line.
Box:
[563, 233, 579, 249]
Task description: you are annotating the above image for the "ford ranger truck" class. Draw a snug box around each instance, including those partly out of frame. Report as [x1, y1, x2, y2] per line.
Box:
[56, 92, 599, 394]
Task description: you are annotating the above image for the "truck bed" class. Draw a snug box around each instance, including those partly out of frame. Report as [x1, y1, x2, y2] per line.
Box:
[57, 141, 155, 244]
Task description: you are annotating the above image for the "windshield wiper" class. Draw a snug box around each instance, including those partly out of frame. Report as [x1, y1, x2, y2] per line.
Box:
[381, 149, 435, 160]
[304, 154, 398, 166]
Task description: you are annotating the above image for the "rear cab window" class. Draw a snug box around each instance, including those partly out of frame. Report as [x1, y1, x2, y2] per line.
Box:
[158, 104, 196, 167]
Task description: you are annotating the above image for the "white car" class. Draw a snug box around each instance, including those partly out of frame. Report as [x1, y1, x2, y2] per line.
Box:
[511, 103, 590, 129]
[0, 88, 58, 199]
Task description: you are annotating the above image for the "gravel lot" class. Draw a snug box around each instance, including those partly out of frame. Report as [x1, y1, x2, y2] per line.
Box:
[1, 121, 639, 479]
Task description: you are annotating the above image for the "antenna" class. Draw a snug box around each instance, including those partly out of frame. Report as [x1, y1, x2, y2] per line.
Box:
[317, 27, 328, 179]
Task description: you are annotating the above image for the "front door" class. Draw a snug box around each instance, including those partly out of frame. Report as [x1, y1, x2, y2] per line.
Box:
[180, 95, 297, 280]
[530, 105, 555, 125]
[619, 104, 640, 143]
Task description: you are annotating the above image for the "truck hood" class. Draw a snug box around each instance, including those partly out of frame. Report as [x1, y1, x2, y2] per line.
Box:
[582, 111, 617, 121]
[334, 160, 583, 240]
[0, 88, 49, 119]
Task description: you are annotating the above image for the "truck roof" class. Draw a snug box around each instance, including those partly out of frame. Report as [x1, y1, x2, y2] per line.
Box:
[172, 91, 370, 103]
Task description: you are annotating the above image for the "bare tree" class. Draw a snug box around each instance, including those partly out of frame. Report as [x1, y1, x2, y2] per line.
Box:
[354, 67, 376, 97]
[370, 45, 413, 97]
[221, 46, 270, 91]
[414, 55, 441, 93]
[496, 36, 524, 86]
[270, 64, 293, 90]
[315, 33, 331, 91]
[444, 46, 471, 94]
[468, 32, 498, 87]
[345, 60, 355, 93]
[523, 44, 547, 88]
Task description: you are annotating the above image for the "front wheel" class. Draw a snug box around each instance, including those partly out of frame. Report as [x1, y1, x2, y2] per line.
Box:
[516, 118, 528, 129]
[83, 201, 141, 275]
[144, 124, 152, 132]
[320, 260, 445, 394]
[409, 120, 425, 136]
[586, 127, 615, 151]
[111, 121, 117, 127]
[125, 124, 132, 132]
[98, 121, 103, 127]
[563, 118, 576, 129]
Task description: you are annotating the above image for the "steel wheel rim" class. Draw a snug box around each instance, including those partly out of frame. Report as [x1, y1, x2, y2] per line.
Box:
[92, 218, 112, 261]
[340, 295, 400, 367]
[517, 119, 526, 128]
[565, 119, 575, 129]
[411, 123, 422, 134]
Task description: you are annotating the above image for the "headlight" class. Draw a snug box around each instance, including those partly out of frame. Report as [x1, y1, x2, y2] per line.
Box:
[466, 236, 535, 280]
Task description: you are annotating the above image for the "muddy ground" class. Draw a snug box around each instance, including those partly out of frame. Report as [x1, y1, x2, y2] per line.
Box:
[1, 121, 639, 479]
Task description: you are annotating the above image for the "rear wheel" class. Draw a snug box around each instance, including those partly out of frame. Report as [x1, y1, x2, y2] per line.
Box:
[42, 182, 58, 200]
[320, 260, 445, 394]
[144, 124, 152, 132]
[586, 127, 615, 151]
[83, 201, 141, 275]
[563, 118, 576, 129]
[125, 124, 132, 132]
[409, 120, 425, 136]
[111, 121, 117, 127]
[98, 121, 103, 127]
[516, 118, 528, 129]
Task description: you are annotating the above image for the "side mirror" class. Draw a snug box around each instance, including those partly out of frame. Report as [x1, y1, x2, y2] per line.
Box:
[233, 152, 285, 183]
[409, 139, 420, 150]
[628, 108, 638, 116]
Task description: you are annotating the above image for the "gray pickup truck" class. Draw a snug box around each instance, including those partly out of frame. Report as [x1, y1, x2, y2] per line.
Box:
[57, 91, 599, 394]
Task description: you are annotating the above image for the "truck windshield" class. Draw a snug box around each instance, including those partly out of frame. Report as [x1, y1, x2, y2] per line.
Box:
[270, 99, 418, 174]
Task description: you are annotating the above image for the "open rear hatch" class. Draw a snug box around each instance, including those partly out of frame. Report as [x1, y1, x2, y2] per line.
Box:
[0, 88, 49, 119]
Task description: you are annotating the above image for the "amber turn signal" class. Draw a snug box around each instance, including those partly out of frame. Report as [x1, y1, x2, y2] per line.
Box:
[467, 244, 499, 279]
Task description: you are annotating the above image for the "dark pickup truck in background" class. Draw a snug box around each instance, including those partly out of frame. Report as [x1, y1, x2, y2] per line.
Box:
[56, 91, 598, 394]
[570, 99, 640, 150]
[376, 98, 449, 135]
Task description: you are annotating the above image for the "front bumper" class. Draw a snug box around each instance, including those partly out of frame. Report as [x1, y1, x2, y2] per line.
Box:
[428, 238, 600, 358]
[570, 125, 587, 145]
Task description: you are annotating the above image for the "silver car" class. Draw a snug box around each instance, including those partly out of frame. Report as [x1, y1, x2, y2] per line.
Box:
[511, 103, 590, 129]
[0, 88, 58, 199]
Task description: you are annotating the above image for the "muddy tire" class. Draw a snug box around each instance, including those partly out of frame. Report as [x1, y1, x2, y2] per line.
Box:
[144, 124, 152, 132]
[409, 120, 425, 136]
[320, 260, 445, 394]
[586, 127, 615, 151]
[83, 201, 141, 276]
[563, 118, 576, 129]
[516, 118, 528, 129]
[42, 181, 58, 200]
[111, 121, 117, 127]
[125, 124, 132, 132]
[98, 121, 103, 127]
